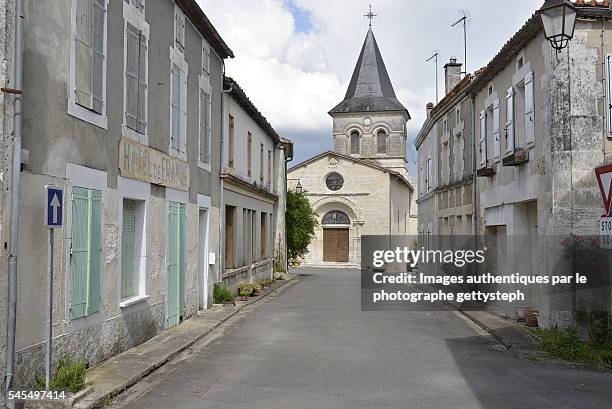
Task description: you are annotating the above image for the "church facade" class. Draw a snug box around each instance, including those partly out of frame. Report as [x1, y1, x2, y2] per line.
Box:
[288, 28, 417, 266]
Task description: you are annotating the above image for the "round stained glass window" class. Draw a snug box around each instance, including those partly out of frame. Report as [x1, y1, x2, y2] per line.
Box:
[326, 172, 344, 191]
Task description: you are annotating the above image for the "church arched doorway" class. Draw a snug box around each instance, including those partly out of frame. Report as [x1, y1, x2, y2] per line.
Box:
[322, 210, 350, 262]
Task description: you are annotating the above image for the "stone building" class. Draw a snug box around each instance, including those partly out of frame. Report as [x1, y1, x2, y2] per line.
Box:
[0, 0, 235, 387]
[288, 28, 417, 266]
[220, 77, 292, 292]
[416, 1, 612, 328]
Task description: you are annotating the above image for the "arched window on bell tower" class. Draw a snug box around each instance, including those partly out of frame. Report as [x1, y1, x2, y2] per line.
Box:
[377, 129, 387, 154]
[350, 130, 360, 154]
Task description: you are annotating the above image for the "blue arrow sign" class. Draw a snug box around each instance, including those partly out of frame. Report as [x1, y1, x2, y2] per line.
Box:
[45, 186, 63, 228]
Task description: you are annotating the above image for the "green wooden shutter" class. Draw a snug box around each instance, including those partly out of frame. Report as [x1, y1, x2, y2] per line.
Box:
[91, 0, 105, 114]
[70, 187, 90, 319]
[87, 189, 102, 315]
[178, 203, 186, 317]
[166, 202, 180, 327]
[121, 201, 136, 299]
[75, 0, 93, 109]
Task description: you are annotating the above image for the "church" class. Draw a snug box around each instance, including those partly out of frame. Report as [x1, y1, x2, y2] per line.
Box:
[288, 26, 418, 266]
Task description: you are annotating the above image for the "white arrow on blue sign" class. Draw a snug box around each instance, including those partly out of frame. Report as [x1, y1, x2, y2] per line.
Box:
[45, 186, 63, 228]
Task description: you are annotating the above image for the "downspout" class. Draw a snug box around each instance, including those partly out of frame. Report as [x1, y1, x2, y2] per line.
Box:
[5, 0, 24, 405]
[219, 64, 232, 283]
[470, 94, 477, 238]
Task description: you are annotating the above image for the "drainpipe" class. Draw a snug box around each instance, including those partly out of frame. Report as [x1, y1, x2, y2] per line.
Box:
[470, 94, 477, 238]
[219, 63, 232, 283]
[5, 0, 24, 405]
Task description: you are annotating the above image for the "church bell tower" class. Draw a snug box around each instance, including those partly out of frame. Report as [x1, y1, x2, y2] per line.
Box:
[328, 23, 411, 179]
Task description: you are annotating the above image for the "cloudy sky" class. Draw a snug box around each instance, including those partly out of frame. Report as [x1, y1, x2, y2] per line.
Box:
[197, 0, 542, 177]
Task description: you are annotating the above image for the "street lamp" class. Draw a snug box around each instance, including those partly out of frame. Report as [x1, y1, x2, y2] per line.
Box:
[295, 181, 303, 194]
[539, 0, 577, 51]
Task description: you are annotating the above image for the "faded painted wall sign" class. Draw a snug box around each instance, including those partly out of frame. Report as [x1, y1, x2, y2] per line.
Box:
[119, 137, 189, 191]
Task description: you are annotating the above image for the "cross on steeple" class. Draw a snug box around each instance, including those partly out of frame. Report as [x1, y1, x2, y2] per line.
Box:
[364, 4, 376, 28]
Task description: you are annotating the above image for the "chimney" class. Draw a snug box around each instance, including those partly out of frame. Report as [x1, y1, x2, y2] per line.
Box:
[444, 57, 463, 95]
[426, 102, 434, 118]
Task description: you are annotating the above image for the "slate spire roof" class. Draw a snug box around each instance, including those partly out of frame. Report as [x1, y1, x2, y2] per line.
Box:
[329, 28, 409, 117]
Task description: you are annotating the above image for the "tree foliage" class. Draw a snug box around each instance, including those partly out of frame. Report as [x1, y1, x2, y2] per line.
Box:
[286, 190, 318, 265]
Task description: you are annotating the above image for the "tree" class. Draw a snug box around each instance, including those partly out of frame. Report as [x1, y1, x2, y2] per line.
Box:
[286, 189, 318, 265]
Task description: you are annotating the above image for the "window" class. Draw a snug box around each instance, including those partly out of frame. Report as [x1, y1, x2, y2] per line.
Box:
[199, 88, 211, 164]
[607, 54, 612, 134]
[175, 7, 185, 52]
[125, 23, 148, 135]
[70, 0, 107, 127]
[479, 110, 487, 168]
[225, 206, 235, 269]
[350, 130, 360, 154]
[259, 143, 264, 183]
[247, 133, 252, 176]
[326, 172, 344, 191]
[506, 87, 515, 154]
[377, 129, 387, 154]
[493, 99, 500, 162]
[513, 71, 535, 148]
[322, 210, 350, 225]
[124, 0, 143, 11]
[70, 187, 102, 319]
[260, 213, 267, 259]
[121, 199, 146, 300]
[228, 115, 234, 167]
[267, 150, 272, 185]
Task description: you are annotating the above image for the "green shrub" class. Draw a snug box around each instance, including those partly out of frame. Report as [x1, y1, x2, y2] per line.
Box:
[213, 284, 235, 304]
[36, 358, 86, 393]
[239, 289, 251, 297]
[532, 327, 611, 369]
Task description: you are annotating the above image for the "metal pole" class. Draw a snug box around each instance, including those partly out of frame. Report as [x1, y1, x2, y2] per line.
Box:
[5, 0, 24, 406]
[45, 229, 53, 390]
[463, 19, 468, 76]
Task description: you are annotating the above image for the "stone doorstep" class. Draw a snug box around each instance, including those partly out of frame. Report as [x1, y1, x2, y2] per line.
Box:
[23, 274, 297, 409]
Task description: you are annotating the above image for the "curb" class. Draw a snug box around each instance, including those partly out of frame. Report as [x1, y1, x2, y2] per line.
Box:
[71, 275, 299, 409]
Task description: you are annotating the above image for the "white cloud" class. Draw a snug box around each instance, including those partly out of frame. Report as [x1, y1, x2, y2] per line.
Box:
[196, 0, 543, 165]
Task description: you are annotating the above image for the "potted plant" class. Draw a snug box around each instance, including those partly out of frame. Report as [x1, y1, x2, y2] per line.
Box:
[239, 289, 250, 301]
[252, 282, 262, 296]
[525, 309, 539, 327]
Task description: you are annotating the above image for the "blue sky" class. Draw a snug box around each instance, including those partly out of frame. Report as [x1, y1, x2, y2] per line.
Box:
[197, 0, 542, 178]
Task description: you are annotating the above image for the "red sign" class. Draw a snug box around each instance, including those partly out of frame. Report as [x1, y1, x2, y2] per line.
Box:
[595, 164, 612, 216]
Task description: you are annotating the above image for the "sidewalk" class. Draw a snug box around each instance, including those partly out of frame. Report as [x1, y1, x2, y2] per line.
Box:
[25, 274, 298, 409]
[459, 308, 544, 359]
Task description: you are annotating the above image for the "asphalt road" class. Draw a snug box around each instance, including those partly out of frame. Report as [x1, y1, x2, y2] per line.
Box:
[110, 268, 612, 409]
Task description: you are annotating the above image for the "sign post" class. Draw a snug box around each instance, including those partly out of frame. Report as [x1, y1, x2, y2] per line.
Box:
[44, 186, 63, 390]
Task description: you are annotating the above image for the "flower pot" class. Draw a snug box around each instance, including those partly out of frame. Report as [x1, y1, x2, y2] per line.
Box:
[515, 306, 530, 322]
[524, 309, 539, 327]
[239, 296, 249, 301]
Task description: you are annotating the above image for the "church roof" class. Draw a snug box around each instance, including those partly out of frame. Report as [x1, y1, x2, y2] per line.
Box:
[329, 28, 409, 117]
[288, 151, 414, 190]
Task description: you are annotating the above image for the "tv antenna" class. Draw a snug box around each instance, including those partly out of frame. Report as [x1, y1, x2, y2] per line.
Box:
[451, 10, 470, 76]
[426, 51, 439, 104]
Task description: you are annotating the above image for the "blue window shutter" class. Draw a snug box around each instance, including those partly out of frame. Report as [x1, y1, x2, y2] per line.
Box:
[125, 24, 139, 131]
[137, 32, 147, 134]
[178, 203, 186, 315]
[70, 187, 90, 319]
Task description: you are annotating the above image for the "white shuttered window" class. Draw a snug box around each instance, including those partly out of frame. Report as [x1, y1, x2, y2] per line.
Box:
[479, 110, 486, 167]
[606, 54, 612, 134]
[125, 24, 147, 134]
[199, 88, 212, 164]
[506, 87, 515, 154]
[75, 0, 106, 114]
[493, 100, 500, 161]
[525, 71, 535, 146]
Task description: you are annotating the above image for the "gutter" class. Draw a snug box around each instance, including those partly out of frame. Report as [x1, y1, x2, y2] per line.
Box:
[219, 59, 233, 283]
[4, 0, 24, 407]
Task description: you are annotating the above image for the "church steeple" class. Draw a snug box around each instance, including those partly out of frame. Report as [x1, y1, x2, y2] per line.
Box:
[329, 28, 409, 117]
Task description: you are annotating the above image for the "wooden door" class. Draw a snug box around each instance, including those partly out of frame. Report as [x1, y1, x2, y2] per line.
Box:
[323, 228, 349, 262]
